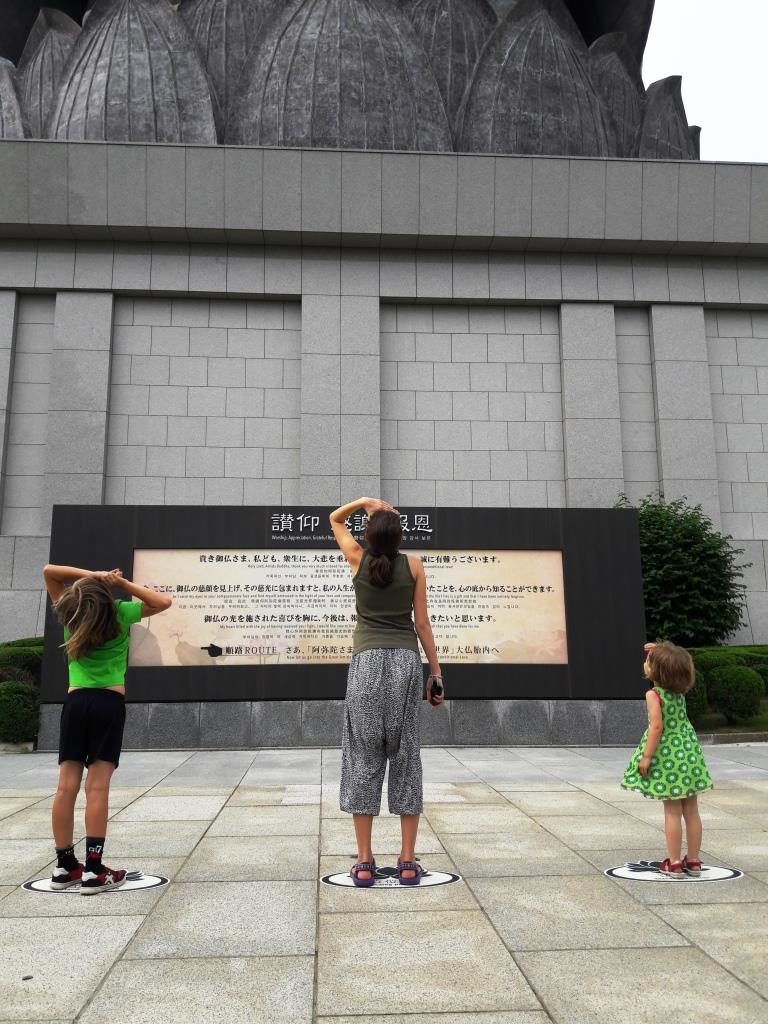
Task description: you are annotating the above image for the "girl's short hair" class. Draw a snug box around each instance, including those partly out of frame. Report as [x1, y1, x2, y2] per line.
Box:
[647, 640, 695, 694]
[53, 577, 119, 662]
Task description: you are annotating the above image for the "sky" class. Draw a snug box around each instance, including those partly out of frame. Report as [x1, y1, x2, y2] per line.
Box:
[642, 0, 768, 163]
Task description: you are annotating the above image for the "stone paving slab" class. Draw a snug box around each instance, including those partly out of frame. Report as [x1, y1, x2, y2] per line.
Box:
[320, 817, 444, 856]
[208, 805, 320, 836]
[537, 814, 664, 850]
[78, 957, 315, 1024]
[178, 835, 319, 881]
[501, 791, 624, 816]
[316, 910, 541, 1016]
[114, 794, 229, 821]
[699, 830, 768, 871]
[318, 1015, 552, 1023]
[72, 820, 209, 859]
[468, 875, 688, 951]
[2, 916, 143, 1019]
[0, 838, 56, 885]
[655, 903, 768, 998]
[227, 785, 321, 806]
[516, 947, 768, 1024]
[440, 830, 597, 878]
[0, 797, 41, 819]
[124, 881, 317, 959]
[423, 805, 535, 834]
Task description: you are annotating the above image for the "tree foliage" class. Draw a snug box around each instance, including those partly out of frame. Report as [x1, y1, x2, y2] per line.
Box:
[618, 495, 748, 647]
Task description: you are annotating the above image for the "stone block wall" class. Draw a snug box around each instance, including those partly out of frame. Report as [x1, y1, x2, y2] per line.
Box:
[616, 308, 659, 503]
[105, 297, 301, 506]
[707, 309, 768, 640]
[380, 303, 563, 508]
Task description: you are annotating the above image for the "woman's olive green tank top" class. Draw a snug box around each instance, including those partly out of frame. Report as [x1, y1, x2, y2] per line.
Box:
[352, 550, 419, 656]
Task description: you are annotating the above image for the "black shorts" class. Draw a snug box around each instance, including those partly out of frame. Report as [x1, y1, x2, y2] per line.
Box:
[58, 689, 126, 768]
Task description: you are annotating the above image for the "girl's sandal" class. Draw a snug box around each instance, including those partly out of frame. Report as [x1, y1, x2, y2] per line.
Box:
[659, 858, 685, 877]
[350, 860, 376, 888]
[683, 856, 702, 876]
[397, 858, 425, 886]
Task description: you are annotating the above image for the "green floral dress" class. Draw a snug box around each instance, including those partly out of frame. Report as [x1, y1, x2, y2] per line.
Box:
[622, 686, 713, 800]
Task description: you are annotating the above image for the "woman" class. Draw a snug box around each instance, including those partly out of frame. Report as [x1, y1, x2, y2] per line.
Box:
[330, 496, 444, 886]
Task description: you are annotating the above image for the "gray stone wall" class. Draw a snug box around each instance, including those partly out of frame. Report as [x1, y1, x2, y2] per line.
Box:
[106, 297, 301, 506]
[707, 309, 768, 642]
[380, 303, 563, 508]
[616, 308, 659, 503]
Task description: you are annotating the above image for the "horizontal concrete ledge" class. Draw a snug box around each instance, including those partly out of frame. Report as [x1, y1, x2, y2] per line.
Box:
[2, 141, 767, 256]
[37, 698, 650, 749]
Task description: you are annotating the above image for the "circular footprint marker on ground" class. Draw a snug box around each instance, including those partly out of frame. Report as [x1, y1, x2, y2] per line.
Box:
[321, 866, 462, 888]
[605, 861, 743, 883]
[23, 871, 170, 894]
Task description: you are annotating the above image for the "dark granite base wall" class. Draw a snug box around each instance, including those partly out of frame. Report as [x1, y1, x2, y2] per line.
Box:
[37, 699, 648, 750]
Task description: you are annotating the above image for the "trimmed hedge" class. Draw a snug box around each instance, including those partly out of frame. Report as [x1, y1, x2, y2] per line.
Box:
[0, 666, 38, 689]
[0, 647, 43, 683]
[707, 665, 763, 724]
[692, 651, 745, 674]
[752, 664, 768, 696]
[1, 636, 43, 649]
[685, 670, 709, 724]
[0, 681, 39, 743]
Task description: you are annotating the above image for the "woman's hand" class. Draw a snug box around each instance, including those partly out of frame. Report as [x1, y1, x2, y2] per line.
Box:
[638, 755, 652, 777]
[427, 674, 445, 707]
[363, 497, 399, 517]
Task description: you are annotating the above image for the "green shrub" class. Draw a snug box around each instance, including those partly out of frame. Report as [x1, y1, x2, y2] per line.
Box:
[617, 495, 748, 646]
[707, 666, 763, 724]
[740, 653, 768, 669]
[693, 651, 746, 673]
[0, 647, 43, 681]
[685, 670, 709, 724]
[0, 666, 38, 690]
[0, 636, 44, 649]
[752, 664, 768, 696]
[0, 681, 39, 743]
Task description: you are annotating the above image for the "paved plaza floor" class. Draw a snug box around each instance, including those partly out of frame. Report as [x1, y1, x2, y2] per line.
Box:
[1, 744, 767, 1024]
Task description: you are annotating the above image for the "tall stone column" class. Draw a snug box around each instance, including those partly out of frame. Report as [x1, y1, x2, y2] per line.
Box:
[43, 292, 114, 529]
[0, 291, 16, 517]
[649, 305, 721, 527]
[561, 303, 625, 508]
[300, 262, 380, 505]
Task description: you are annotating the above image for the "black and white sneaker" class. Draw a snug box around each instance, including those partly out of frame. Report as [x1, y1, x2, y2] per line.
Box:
[80, 864, 126, 895]
[50, 864, 83, 890]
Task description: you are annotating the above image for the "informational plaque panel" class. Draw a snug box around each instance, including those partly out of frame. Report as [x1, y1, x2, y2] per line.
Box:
[129, 548, 568, 667]
[42, 505, 646, 702]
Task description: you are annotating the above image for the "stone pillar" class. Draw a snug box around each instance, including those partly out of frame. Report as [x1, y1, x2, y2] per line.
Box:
[300, 265, 380, 505]
[0, 291, 16, 516]
[43, 292, 114, 529]
[560, 303, 625, 508]
[649, 305, 721, 527]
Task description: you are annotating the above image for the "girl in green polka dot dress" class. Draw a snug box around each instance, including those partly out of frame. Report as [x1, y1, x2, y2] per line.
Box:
[622, 641, 713, 876]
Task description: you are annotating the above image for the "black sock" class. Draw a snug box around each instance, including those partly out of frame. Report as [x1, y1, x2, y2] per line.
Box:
[55, 845, 79, 871]
[85, 836, 105, 871]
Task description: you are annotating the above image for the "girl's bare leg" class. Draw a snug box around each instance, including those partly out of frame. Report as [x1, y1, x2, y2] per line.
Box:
[84, 760, 116, 838]
[52, 761, 83, 848]
[681, 795, 702, 860]
[663, 799, 683, 861]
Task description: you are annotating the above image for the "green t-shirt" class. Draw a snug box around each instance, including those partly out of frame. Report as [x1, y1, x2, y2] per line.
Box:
[66, 600, 143, 688]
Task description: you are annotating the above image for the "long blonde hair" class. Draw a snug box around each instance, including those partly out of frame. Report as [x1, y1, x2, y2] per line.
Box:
[54, 578, 119, 662]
